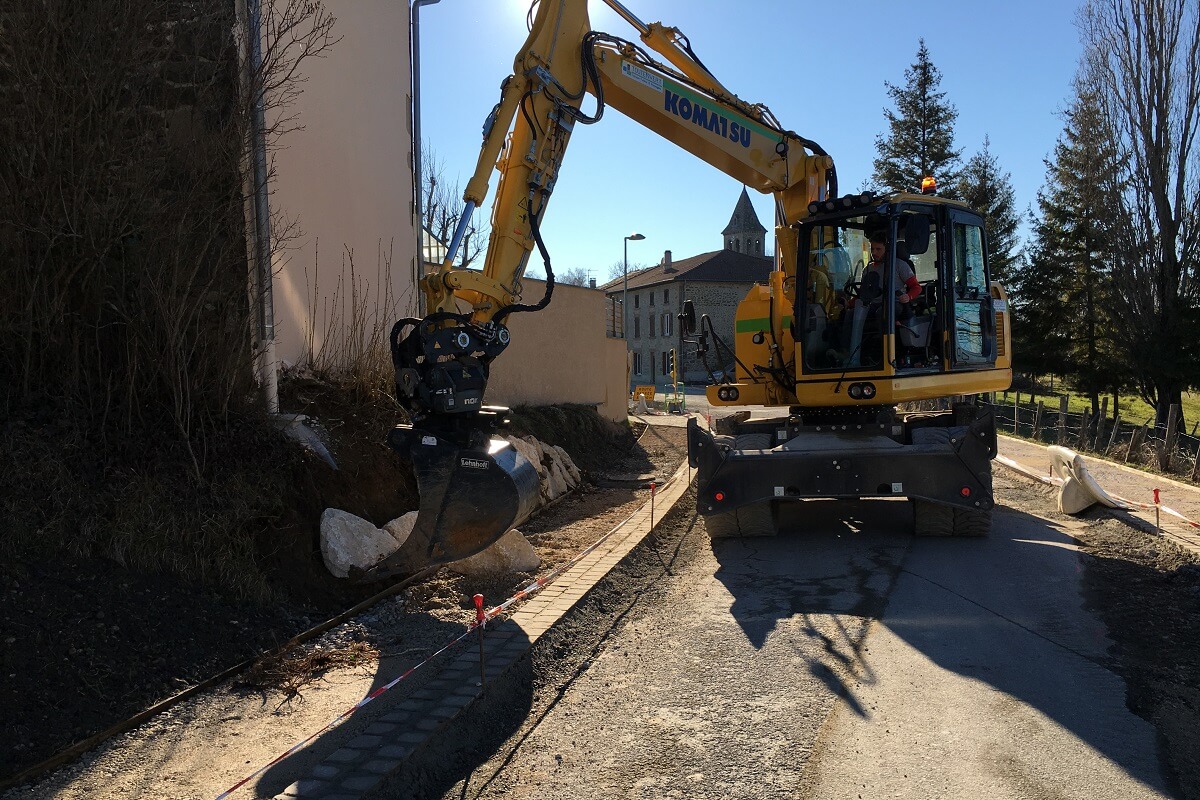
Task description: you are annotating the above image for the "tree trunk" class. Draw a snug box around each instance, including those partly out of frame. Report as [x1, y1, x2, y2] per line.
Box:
[1058, 395, 1068, 445]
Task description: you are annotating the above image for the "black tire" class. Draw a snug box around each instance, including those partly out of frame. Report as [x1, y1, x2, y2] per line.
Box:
[713, 434, 736, 454]
[913, 499, 954, 537]
[953, 507, 992, 537]
[910, 426, 992, 537]
[704, 434, 778, 539]
[911, 425, 953, 446]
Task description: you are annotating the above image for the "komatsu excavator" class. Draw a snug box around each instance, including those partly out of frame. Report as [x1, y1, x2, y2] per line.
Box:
[355, 0, 1012, 581]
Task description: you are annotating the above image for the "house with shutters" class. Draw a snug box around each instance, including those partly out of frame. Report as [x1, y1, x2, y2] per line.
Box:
[601, 188, 773, 387]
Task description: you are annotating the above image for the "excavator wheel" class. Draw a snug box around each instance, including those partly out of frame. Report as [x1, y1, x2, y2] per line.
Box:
[911, 426, 992, 537]
[704, 433, 778, 540]
[953, 459, 993, 537]
[912, 499, 954, 537]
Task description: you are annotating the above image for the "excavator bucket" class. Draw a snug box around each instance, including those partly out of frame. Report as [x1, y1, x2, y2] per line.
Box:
[350, 425, 541, 583]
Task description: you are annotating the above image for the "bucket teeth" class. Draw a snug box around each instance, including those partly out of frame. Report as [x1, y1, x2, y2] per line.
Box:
[350, 427, 540, 582]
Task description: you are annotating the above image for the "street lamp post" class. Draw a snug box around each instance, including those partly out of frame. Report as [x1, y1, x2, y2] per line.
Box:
[622, 233, 645, 341]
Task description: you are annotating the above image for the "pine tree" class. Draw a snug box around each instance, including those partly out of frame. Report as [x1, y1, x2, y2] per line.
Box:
[957, 136, 1021, 283]
[1011, 84, 1125, 413]
[871, 40, 961, 196]
[1009, 210, 1072, 382]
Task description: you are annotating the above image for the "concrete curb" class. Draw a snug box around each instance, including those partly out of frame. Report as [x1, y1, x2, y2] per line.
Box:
[263, 455, 696, 799]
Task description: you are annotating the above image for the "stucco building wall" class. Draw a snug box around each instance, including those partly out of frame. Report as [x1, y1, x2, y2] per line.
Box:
[487, 279, 628, 423]
[268, 1, 417, 369]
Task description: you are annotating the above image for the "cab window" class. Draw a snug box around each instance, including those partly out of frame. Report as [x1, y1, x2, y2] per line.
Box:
[951, 221, 990, 364]
[798, 215, 879, 372]
[952, 223, 987, 296]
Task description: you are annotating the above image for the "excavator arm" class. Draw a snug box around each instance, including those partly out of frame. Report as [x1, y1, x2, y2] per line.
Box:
[358, 0, 835, 581]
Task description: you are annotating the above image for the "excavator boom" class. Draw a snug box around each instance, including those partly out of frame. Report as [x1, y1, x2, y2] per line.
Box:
[357, 0, 838, 582]
[359, 0, 1011, 579]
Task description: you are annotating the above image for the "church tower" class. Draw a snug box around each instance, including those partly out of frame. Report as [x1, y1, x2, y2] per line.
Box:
[722, 187, 767, 255]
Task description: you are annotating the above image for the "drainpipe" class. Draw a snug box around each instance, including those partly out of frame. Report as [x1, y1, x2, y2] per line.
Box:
[242, 0, 278, 413]
[411, 0, 441, 317]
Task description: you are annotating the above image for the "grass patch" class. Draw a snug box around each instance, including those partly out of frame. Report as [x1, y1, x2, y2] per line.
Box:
[1001, 387, 1200, 428]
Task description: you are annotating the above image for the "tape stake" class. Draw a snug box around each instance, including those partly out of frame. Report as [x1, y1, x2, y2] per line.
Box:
[1154, 488, 1161, 505]
[650, 481, 656, 530]
[473, 593, 486, 688]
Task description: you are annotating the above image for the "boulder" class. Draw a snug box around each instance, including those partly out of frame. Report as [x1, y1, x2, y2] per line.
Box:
[549, 444, 581, 486]
[320, 508, 399, 578]
[448, 528, 541, 577]
[544, 453, 570, 500]
[383, 511, 418, 547]
[504, 435, 582, 505]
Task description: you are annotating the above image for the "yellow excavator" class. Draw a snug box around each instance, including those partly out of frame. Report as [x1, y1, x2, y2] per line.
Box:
[355, 0, 1012, 580]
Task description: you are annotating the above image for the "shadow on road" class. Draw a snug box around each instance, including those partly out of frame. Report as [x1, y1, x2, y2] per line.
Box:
[709, 498, 1173, 794]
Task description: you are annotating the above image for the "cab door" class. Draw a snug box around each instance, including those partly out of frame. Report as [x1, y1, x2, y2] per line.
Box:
[946, 211, 995, 369]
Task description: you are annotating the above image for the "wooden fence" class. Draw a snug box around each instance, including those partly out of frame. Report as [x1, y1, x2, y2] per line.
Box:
[993, 395, 1200, 483]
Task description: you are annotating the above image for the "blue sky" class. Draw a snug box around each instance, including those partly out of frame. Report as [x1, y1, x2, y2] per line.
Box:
[415, 0, 1084, 282]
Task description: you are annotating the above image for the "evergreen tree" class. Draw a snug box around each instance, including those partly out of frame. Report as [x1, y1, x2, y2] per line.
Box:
[1009, 210, 1072, 382]
[871, 40, 962, 196]
[1011, 84, 1125, 414]
[957, 136, 1021, 283]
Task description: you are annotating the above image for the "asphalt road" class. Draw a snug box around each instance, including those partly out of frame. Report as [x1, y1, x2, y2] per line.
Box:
[440, 480, 1174, 799]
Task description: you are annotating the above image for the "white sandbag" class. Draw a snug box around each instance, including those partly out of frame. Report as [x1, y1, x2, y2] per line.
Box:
[1047, 446, 1126, 514]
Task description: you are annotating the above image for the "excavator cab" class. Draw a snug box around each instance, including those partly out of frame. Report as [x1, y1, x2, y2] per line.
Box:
[790, 193, 1010, 403]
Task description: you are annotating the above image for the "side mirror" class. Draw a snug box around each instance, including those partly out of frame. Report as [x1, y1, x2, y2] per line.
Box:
[681, 300, 697, 335]
[905, 214, 932, 255]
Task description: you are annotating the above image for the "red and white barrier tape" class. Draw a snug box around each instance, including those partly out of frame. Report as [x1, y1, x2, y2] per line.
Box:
[215, 471, 681, 799]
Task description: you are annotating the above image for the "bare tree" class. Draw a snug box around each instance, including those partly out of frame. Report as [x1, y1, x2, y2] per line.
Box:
[608, 259, 648, 281]
[421, 147, 489, 268]
[1081, 0, 1200, 426]
[558, 267, 592, 286]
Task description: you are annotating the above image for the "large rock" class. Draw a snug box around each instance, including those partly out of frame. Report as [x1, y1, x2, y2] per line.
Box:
[504, 435, 581, 505]
[383, 511, 418, 547]
[320, 508, 399, 578]
[550, 444, 582, 486]
[448, 528, 541, 577]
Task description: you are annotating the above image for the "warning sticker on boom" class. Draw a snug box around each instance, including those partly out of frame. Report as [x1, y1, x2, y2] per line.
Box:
[622, 60, 663, 93]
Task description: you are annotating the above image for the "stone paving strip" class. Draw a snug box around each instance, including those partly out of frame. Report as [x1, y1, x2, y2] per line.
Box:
[998, 434, 1200, 556]
[251, 443, 695, 800]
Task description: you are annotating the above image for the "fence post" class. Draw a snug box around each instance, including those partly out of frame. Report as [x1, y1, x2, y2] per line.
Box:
[1159, 403, 1181, 471]
[1095, 397, 1109, 450]
[1013, 393, 1020, 435]
[1126, 421, 1149, 463]
[1033, 401, 1045, 441]
[1107, 413, 1121, 453]
[1192, 438, 1200, 483]
[1058, 395, 1068, 444]
[1078, 407, 1092, 450]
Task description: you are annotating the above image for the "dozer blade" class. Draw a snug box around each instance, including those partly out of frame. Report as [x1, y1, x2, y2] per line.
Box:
[350, 426, 541, 582]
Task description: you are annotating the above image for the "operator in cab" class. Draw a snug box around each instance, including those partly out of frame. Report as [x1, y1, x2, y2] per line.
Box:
[852, 231, 922, 312]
